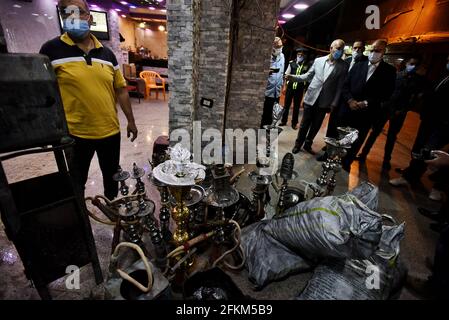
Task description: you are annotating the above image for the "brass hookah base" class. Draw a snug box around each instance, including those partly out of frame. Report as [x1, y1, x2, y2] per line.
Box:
[168, 185, 195, 271]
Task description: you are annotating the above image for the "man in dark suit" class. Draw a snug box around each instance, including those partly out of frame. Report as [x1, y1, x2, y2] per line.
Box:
[338, 39, 396, 170]
[287, 39, 348, 154]
[345, 40, 368, 71]
[322, 40, 368, 151]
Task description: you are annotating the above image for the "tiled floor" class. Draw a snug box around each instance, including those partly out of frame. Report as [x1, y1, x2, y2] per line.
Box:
[0, 94, 441, 299]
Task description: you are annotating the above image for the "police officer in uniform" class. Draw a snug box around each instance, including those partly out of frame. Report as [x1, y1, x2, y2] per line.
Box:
[281, 47, 310, 129]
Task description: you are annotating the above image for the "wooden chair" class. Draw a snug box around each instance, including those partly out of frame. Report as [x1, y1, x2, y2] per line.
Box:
[139, 71, 166, 100]
[123, 64, 145, 103]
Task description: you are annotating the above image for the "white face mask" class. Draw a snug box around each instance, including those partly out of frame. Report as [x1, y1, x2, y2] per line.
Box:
[272, 48, 282, 56]
[368, 51, 383, 64]
[352, 51, 362, 59]
[297, 56, 304, 63]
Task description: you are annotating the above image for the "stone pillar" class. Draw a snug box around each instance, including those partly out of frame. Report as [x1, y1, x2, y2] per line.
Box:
[167, 0, 200, 134]
[225, 1, 280, 130]
[167, 0, 280, 151]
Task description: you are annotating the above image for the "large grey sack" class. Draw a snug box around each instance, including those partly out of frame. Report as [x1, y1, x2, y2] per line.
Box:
[268, 193, 383, 260]
[297, 223, 406, 300]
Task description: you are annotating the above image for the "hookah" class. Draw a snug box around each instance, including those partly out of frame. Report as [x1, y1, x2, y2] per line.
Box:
[315, 127, 359, 197]
[275, 152, 297, 216]
[112, 166, 144, 247]
[152, 144, 206, 248]
[289, 126, 359, 201]
[204, 164, 240, 243]
[248, 102, 284, 221]
[149, 173, 172, 244]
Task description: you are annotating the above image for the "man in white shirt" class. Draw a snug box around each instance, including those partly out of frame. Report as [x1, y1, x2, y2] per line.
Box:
[286, 39, 348, 154]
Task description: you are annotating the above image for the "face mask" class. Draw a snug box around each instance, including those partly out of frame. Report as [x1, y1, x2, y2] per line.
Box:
[272, 48, 282, 56]
[368, 51, 383, 64]
[405, 64, 416, 73]
[352, 51, 362, 60]
[297, 56, 304, 63]
[332, 49, 343, 60]
[63, 18, 90, 40]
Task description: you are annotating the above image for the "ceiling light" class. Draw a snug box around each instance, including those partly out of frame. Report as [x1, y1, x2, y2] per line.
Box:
[278, 20, 286, 24]
[120, 1, 128, 4]
[13, 4, 22, 8]
[149, 6, 156, 10]
[139, 22, 146, 28]
[161, 9, 167, 12]
[282, 13, 295, 19]
[115, 8, 122, 12]
[158, 25, 165, 31]
[121, 14, 126, 18]
[130, 5, 137, 9]
[294, 3, 309, 10]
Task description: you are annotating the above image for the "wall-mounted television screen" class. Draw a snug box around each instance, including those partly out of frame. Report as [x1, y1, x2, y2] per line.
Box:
[57, 7, 110, 41]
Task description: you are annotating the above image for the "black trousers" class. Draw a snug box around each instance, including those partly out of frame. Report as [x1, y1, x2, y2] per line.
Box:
[360, 111, 407, 162]
[339, 110, 372, 168]
[325, 107, 340, 139]
[403, 120, 449, 183]
[68, 133, 121, 200]
[261, 96, 279, 128]
[282, 86, 303, 126]
[294, 103, 329, 149]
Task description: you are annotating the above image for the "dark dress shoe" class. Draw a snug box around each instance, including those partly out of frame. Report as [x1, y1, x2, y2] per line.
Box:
[418, 207, 443, 222]
[292, 146, 301, 154]
[291, 124, 298, 130]
[382, 161, 392, 170]
[303, 145, 315, 155]
[355, 154, 367, 162]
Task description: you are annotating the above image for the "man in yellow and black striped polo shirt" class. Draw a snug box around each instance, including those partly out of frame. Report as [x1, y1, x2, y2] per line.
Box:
[40, 0, 138, 200]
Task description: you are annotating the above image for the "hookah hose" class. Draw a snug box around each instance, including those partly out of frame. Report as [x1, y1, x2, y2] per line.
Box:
[212, 220, 246, 270]
[110, 242, 154, 293]
[166, 230, 217, 259]
[84, 193, 148, 225]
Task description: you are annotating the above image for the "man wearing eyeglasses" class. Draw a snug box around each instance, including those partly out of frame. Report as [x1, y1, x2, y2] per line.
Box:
[338, 39, 396, 171]
[39, 0, 138, 200]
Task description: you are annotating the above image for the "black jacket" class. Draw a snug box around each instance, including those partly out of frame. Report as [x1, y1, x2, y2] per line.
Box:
[421, 74, 449, 124]
[341, 59, 396, 117]
[344, 54, 368, 68]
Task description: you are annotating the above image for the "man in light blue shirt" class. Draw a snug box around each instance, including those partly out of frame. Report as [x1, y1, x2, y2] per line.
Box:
[261, 37, 285, 127]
